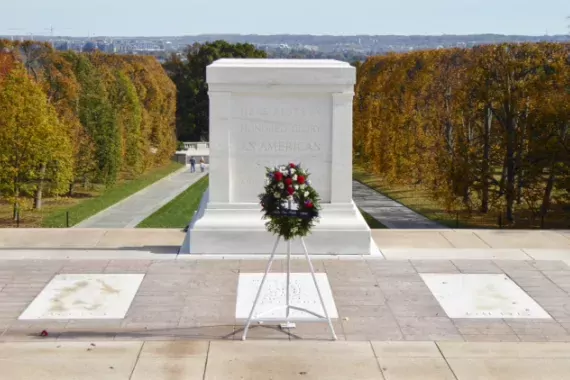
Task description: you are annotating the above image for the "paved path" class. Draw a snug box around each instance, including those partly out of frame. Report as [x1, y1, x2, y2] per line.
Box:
[3, 340, 570, 379]
[74, 168, 207, 228]
[1, 229, 570, 258]
[353, 180, 445, 229]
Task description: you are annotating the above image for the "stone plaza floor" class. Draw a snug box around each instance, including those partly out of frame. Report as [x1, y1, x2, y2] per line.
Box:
[5, 340, 570, 379]
[1, 228, 570, 378]
[3, 257, 570, 343]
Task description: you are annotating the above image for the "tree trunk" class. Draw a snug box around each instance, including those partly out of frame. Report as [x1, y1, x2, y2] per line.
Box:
[499, 152, 508, 197]
[12, 184, 20, 221]
[462, 184, 470, 206]
[505, 117, 517, 224]
[68, 182, 74, 197]
[33, 163, 47, 210]
[540, 124, 568, 217]
[516, 100, 531, 206]
[481, 107, 492, 213]
[540, 169, 556, 218]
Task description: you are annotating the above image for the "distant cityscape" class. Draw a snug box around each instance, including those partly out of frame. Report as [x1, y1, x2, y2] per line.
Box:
[2, 33, 570, 62]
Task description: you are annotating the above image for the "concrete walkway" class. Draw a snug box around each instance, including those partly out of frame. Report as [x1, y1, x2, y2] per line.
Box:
[74, 168, 207, 228]
[1, 229, 570, 259]
[353, 180, 445, 229]
[3, 340, 570, 379]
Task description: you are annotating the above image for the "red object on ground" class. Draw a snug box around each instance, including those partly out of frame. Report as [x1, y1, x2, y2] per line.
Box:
[40, 330, 48, 337]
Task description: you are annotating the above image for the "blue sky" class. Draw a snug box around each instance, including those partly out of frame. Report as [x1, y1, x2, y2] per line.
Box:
[2, 0, 569, 37]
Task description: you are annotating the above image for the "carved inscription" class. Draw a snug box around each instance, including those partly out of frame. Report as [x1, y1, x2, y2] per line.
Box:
[236, 105, 325, 154]
[229, 96, 332, 203]
[239, 124, 321, 134]
[241, 141, 321, 153]
[239, 106, 322, 119]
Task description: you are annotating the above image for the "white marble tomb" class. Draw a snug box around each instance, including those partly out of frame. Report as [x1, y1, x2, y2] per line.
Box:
[181, 59, 375, 255]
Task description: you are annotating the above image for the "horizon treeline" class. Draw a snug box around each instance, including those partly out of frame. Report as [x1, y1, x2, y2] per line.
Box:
[354, 42, 570, 225]
[0, 40, 177, 215]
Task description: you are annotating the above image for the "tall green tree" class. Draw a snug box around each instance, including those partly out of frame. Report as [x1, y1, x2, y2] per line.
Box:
[163, 41, 267, 141]
[63, 52, 121, 185]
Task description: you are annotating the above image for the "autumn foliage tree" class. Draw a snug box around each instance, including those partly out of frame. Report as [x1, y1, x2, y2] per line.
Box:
[0, 64, 73, 216]
[0, 40, 177, 213]
[354, 43, 570, 227]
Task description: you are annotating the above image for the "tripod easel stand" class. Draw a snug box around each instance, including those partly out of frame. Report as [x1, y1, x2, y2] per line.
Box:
[241, 234, 337, 341]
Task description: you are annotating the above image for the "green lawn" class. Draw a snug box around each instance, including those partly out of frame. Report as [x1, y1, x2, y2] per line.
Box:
[135, 175, 384, 230]
[359, 208, 388, 229]
[41, 162, 184, 228]
[137, 175, 209, 228]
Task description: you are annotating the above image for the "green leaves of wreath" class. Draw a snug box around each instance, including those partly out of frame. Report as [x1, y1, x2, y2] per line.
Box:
[259, 163, 321, 240]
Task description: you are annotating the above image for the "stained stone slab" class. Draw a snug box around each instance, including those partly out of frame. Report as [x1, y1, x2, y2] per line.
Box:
[236, 273, 338, 321]
[420, 274, 551, 319]
[19, 274, 144, 320]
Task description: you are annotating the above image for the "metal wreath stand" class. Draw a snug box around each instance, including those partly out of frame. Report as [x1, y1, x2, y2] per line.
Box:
[241, 199, 337, 341]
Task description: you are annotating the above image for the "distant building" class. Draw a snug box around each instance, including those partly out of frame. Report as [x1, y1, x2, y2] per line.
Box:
[83, 41, 97, 52]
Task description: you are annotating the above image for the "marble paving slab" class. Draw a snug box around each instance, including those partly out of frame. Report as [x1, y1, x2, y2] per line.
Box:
[420, 273, 551, 319]
[19, 274, 144, 320]
[236, 273, 338, 321]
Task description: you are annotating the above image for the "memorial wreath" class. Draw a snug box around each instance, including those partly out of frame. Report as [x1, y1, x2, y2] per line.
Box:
[259, 163, 321, 240]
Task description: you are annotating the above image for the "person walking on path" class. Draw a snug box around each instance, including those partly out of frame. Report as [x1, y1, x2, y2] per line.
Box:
[199, 157, 206, 172]
[189, 156, 196, 173]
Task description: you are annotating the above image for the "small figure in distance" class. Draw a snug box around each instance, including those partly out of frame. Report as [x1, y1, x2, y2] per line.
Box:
[199, 156, 206, 172]
[189, 156, 196, 173]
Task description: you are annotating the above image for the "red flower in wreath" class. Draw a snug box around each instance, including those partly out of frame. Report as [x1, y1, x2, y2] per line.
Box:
[297, 175, 305, 184]
[287, 186, 295, 195]
[289, 163, 296, 168]
[305, 200, 314, 208]
[284, 177, 293, 186]
[274, 172, 283, 181]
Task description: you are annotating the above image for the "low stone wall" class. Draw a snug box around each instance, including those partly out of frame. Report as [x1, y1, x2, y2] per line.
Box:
[173, 152, 210, 165]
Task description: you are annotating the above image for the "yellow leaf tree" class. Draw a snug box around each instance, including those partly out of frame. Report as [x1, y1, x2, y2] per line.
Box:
[0, 66, 73, 217]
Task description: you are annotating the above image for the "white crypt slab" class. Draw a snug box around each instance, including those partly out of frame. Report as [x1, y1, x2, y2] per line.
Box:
[420, 274, 551, 319]
[182, 59, 374, 255]
[19, 274, 144, 320]
[236, 273, 338, 321]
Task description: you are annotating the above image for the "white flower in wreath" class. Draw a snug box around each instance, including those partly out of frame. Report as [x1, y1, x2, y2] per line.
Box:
[278, 182, 284, 189]
[287, 195, 293, 201]
[306, 180, 311, 186]
[304, 191, 310, 197]
[291, 227, 298, 233]
[294, 185, 299, 190]
[279, 166, 286, 172]
[274, 192, 281, 198]
[265, 179, 270, 185]
[300, 184, 306, 190]
[290, 168, 296, 174]
[292, 174, 298, 181]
